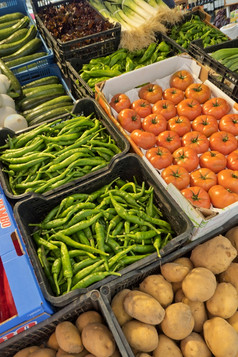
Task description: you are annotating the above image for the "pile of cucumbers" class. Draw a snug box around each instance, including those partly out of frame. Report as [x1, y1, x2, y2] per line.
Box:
[0, 11, 47, 68]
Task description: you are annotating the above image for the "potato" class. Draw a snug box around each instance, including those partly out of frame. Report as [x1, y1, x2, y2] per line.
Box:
[180, 332, 212, 357]
[206, 282, 238, 319]
[47, 332, 59, 351]
[13, 346, 41, 357]
[227, 311, 238, 333]
[111, 289, 132, 326]
[174, 288, 185, 303]
[122, 320, 159, 352]
[203, 317, 238, 357]
[161, 262, 190, 283]
[139, 274, 174, 307]
[161, 302, 194, 340]
[219, 262, 238, 294]
[29, 348, 56, 357]
[75, 311, 103, 333]
[182, 267, 217, 302]
[136, 353, 152, 357]
[172, 281, 183, 294]
[182, 297, 208, 333]
[55, 321, 84, 354]
[173, 257, 194, 271]
[225, 226, 238, 252]
[153, 334, 183, 357]
[123, 290, 165, 325]
[56, 348, 89, 357]
[81, 322, 116, 357]
[190, 235, 237, 274]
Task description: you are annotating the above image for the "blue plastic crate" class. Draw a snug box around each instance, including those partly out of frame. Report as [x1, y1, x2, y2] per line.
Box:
[0, 0, 54, 73]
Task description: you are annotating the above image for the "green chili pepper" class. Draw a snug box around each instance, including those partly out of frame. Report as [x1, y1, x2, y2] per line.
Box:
[138, 42, 157, 64]
[51, 241, 73, 293]
[71, 271, 120, 290]
[51, 258, 62, 296]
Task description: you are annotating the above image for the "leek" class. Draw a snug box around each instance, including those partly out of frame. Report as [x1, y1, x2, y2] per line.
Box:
[122, 0, 156, 17]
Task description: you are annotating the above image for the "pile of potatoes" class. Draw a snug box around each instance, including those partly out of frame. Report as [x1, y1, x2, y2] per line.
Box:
[13, 310, 120, 357]
[111, 226, 238, 357]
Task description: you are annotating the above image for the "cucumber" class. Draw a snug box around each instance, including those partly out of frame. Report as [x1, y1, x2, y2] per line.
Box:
[23, 95, 73, 114]
[19, 93, 63, 111]
[0, 19, 20, 30]
[0, 58, 22, 97]
[0, 12, 24, 24]
[28, 105, 74, 125]
[5, 51, 47, 68]
[22, 76, 60, 89]
[21, 85, 65, 103]
[0, 25, 37, 57]
[23, 83, 64, 96]
[2, 37, 42, 61]
[25, 101, 73, 122]
[0, 16, 30, 41]
[0, 28, 28, 45]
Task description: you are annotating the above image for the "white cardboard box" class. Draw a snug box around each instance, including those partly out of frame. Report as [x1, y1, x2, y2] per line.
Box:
[95, 54, 238, 241]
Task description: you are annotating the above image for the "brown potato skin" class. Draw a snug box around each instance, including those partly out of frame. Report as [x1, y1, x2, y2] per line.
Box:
[29, 348, 56, 357]
[190, 235, 237, 274]
[161, 262, 190, 283]
[122, 320, 159, 353]
[182, 297, 208, 333]
[173, 257, 194, 271]
[203, 317, 238, 357]
[227, 311, 238, 333]
[161, 302, 194, 340]
[180, 332, 212, 357]
[47, 332, 59, 351]
[55, 321, 83, 354]
[13, 346, 41, 357]
[182, 267, 217, 302]
[123, 290, 165, 325]
[225, 226, 238, 252]
[153, 334, 183, 357]
[219, 262, 238, 294]
[139, 274, 174, 307]
[81, 322, 116, 357]
[75, 311, 103, 333]
[174, 288, 186, 303]
[111, 289, 132, 326]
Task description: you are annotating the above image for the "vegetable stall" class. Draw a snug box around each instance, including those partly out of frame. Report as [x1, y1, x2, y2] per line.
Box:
[0, 0, 238, 356]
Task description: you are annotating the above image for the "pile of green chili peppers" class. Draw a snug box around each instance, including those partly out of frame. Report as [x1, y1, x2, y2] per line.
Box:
[169, 15, 228, 49]
[32, 178, 174, 296]
[0, 114, 121, 195]
[79, 41, 172, 91]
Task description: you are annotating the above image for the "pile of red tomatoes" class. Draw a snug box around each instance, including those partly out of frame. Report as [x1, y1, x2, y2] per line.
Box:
[109, 70, 238, 210]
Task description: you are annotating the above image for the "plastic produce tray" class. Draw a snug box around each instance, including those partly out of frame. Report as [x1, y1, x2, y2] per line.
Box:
[0, 97, 130, 203]
[30, 0, 121, 76]
[66, 32, 183, 99]
[0, 0, 54, 73]
[189, 38, 238, 102]
[100, 214, 238, 356]
[13, 153, 194, 308]
[0, 290, 129, 357]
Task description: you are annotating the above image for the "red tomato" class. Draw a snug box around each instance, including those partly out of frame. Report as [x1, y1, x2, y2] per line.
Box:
[142, 113, 167, 136]
[199, 150, 227, 174]
[131, 99, 152, 118]
[130, 129, 156, 150]
[208, 185, 238, 209]
[190, 168, 217, 192]
[227, 149, 238, 170]
[181, 131, 209, 154]
[217, 169, 238, 194]
[191, 115, 218, 137]
[117, 108, 142, 133]
[152, 100, 177, 120]
[177, 98, 202, 121]
[169, 70, 194, 91]
[167, 116, 191, 137]
[161, 165, 190, 190]
[219, 114, 238, 136]
[173, 147, 199, 172]
[181, 186, 211, 209]
[202, 97, 230, 119]
[139, 83, 163, 104]
[110, 93, 131, 113]
[145, 146, 173, 170]
[156, 130, 181, 153]
[163, 87, 184, 105]
[185, 83, 211, 104]
[209, 131, 237, 155]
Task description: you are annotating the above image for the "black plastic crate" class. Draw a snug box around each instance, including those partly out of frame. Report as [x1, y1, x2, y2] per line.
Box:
[66, 32, 183, 99]
[13, 154, 194, 307]
[30, 0, 121, 76]
[100, 214, 238, 356]
[0, 98, 130, 203]
[189, 38, 238, 101]
[0, 290, 129, 357]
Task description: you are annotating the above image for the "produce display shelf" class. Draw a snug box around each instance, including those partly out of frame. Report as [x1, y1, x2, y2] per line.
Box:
[66, 32, 184, 100]
[0, 290, 129, 357]
[189, 38, 238, 102]
[13, 153, 193, 308]
[30, 0, 121, 76]
[0, 98, 130, 203]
